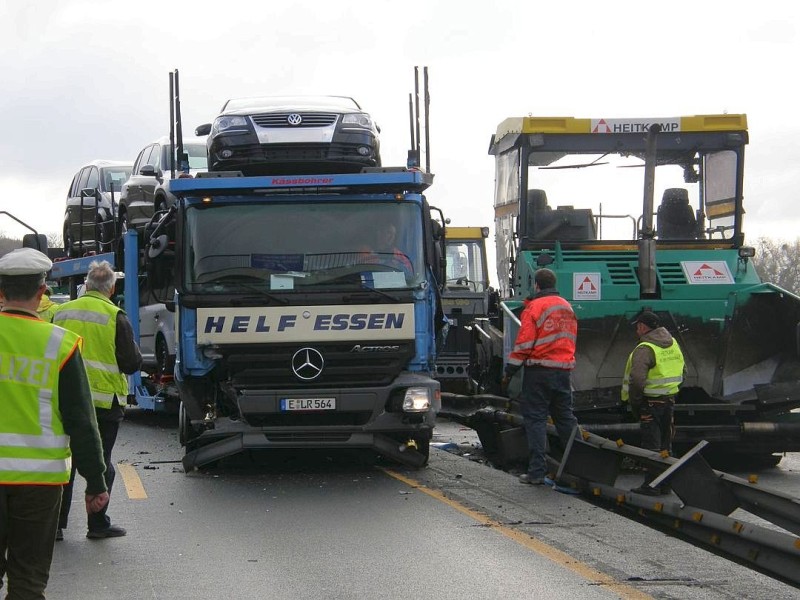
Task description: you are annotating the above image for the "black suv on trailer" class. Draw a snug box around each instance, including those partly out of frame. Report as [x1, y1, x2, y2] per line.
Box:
[195, 95, 381, 176]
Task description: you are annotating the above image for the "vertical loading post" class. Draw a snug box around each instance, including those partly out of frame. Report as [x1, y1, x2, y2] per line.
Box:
[638, 124, 661, 296]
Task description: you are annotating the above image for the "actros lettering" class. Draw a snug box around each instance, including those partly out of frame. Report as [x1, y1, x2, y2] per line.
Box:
[350, 345, 401, 353]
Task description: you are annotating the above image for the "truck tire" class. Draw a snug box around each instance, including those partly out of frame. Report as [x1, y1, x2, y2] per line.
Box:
[155, 335, 175, 383]
[116, 211, 128, 267]
[63, 228, 74, 257]
[412, 435, 430, 466]
[178, 401, 199, 448]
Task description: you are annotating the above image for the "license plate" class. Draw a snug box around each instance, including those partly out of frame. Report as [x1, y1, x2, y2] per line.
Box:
[280, 397, 336, 411]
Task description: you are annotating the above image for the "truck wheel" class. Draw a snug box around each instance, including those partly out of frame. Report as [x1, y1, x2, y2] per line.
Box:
[178, 401, 198, 448]
[155, 335, 175, 383]
[115, 212, 128, 266]
[64, 229, 75, 257]
[413, 436, 430, 466]
[155, 197, 167, 215]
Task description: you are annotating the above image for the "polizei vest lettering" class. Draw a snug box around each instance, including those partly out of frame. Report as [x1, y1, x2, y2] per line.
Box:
[0, 353, 52, 387]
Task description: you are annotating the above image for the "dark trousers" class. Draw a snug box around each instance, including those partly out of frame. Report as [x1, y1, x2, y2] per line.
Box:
[640, 398, 675, 484]
[59, 416, 119, 532]
[640, 399, 675, 453]
[519, 366, 579, 479]
[0, 484, 62, 600]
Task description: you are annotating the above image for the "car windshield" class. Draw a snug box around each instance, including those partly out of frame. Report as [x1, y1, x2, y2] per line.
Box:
[101, 167, 132, 193]
[183, 201, 425, 294]
[223, 96, 359, 112]
[160, 143, 208, 171]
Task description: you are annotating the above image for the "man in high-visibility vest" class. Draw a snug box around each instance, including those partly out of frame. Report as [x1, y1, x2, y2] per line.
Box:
[0, 247, 108, 600]
[53, 260, 142, 540]
[36, 287, 58, 322]
[502, 268, 580, 486]
[623, 310, 685, 496]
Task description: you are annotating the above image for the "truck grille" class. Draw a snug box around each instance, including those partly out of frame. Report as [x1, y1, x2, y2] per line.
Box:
[223, 341, 415, 390]
[251, 112, 338, 128]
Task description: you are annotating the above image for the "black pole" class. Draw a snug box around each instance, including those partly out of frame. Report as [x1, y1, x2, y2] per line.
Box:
[175, 69, 186, 173]
[169, 72, 175, 179]
[414, 67, 421, 163]
[423, 66, 430, 173]
[408, 92, 415, 152]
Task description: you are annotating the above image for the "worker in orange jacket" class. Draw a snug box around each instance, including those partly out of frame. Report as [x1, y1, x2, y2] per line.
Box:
[502, 268, 579, 485]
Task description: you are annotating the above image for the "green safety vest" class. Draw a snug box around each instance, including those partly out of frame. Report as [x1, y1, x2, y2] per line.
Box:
[621, 340, 684, 402]
[37, 296, 58, 323]
[54, 291, 128, 409]
[0, 313, 81, 485]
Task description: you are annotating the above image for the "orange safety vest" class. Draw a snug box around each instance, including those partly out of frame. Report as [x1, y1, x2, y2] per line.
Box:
[508, 294, 577, 370]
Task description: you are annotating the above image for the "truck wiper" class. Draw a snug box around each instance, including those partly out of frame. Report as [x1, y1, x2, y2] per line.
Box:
[540, 152, 611, 170]
[343, 284, 402, 304]
[219, 281, 289, 305]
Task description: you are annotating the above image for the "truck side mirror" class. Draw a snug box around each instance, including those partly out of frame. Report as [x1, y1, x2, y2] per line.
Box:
[22, 233, 48, 253]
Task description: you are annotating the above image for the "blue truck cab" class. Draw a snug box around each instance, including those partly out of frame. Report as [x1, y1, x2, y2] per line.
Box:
[149, 169, 445, 470]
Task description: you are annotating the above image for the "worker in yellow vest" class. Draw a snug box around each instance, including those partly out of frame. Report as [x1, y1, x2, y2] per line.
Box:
[0, 247, 108, 600]
[53, 260, 142, 540]
[622, 310, 685, 496]
[36, 286, 58, 322]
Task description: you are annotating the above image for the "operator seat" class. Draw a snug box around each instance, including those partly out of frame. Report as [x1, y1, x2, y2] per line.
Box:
[657, 188, 697, 239]
[523, 189, 551, 239]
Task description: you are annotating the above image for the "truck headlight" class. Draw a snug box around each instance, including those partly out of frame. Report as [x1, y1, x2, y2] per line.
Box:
[402, 387, 431, 412]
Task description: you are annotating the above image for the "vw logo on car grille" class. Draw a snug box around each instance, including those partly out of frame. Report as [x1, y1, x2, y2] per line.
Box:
[287, 113, 303, 126]
[291, 347, 324, 380]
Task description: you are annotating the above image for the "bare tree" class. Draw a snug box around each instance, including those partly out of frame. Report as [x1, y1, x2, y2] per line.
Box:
[47, 231, 63, 250]
[753, 237, 800, 295]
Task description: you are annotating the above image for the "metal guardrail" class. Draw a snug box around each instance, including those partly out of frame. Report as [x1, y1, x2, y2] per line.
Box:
[554, 428, 800, 585]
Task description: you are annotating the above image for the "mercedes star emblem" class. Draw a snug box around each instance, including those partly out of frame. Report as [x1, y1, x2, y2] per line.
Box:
[291, 347, 324, 380]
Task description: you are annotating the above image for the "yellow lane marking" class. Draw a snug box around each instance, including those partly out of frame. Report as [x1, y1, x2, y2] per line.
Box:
[382, 468, 653, 600]
[117, 463, 148, 499]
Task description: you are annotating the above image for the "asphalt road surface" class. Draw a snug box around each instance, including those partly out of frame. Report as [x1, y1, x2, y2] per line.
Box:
[44, 409, 799, 600]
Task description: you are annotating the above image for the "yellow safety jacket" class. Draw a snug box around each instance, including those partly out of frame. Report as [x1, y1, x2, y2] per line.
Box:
[0, 312, 81, 485]
[621, 340, 684, 402]
[37, 295, 58, 322]
[54, 291, 127, 409]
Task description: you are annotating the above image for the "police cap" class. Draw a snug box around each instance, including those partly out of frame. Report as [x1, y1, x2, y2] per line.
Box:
[0, 248, 52, 276]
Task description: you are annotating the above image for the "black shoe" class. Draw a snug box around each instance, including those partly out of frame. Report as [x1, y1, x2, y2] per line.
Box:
[55, 528, 64, 541]
[519, 474, 545, 485]
[87, 525, 127, 539]
[631, 485, 662, 496]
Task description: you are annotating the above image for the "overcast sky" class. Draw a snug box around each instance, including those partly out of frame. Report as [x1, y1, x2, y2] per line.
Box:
[2, 0, 798, 268]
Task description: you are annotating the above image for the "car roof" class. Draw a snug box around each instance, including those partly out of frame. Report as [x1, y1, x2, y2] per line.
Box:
[81, 159, 133, 169]
[151, 135, 208, 147]
[221, 95, 362, 113]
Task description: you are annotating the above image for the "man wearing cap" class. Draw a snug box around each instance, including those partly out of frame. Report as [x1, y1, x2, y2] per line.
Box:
[502, 268, 580, 486]
[623, 310, 685, 496]
[54, 260, 142, 541]
[0, 247, 109, 600]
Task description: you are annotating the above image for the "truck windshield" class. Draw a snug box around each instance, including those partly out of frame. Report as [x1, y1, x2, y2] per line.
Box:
[445, 240, 488, 292]
[183, 201, 425, 293]
[523, 148, 740, 242]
